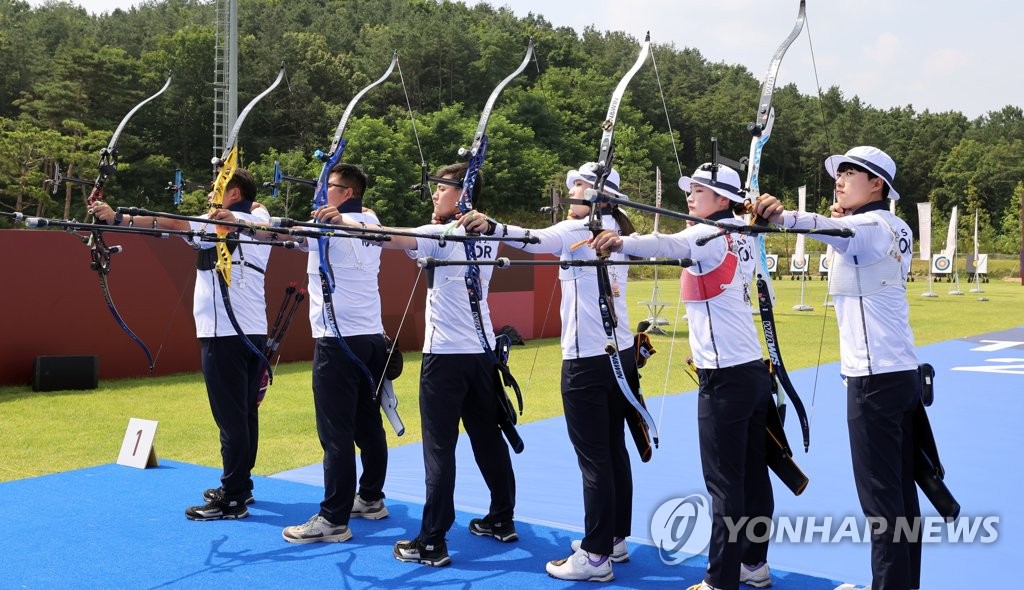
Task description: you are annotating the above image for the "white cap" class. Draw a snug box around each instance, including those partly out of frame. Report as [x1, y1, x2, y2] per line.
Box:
[678, 164, 744, 203]
[824, 146, 900, 201]
[566, 162, 628, 199]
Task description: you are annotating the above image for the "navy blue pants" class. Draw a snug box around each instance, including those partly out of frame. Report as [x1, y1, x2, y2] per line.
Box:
[561, 350, 636, 556]
[200, 334, 266, 501]
[697, 359, 774, 590]
[311, 334, 389, 525]
[847, 370, 922, 590]
[418, 353, 516, 544]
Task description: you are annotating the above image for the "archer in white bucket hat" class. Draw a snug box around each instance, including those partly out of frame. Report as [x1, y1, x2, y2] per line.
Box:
[678, 164, 745, 203]
[752, 144, 928, 590]
[565, 162, 629, 200]
[824, 145, 900, 201]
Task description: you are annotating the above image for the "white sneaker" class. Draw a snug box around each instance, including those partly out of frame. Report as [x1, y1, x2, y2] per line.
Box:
[740, 562, 772, 587]
[686, 582, 722, 590]
[282, 514, 352, 544]
[834, 585, 870, 590]
[350, 494, 388, 519]
[546, 547, 614, 582]
[570, 537, 629, 563]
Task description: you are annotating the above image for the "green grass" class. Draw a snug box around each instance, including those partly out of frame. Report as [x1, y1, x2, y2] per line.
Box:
[2, 277, 1021, 483]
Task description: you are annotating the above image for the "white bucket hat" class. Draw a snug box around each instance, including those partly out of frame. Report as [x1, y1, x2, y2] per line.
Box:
[824, 146, 901, 201]
[565, 162, 629, 200]
[678, 164, 745, 203]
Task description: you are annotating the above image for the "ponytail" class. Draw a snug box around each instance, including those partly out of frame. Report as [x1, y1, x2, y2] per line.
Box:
[611, 207, 634, 236]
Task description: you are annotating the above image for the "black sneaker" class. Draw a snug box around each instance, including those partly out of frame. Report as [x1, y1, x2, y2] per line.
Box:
[469, 518, 519, 542]
[393, 537, 451, 567]
[185, 497, 249, 521]
[203, 487, 254, 506]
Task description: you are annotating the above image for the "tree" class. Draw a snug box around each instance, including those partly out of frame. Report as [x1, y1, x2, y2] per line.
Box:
[0, 117, 63, 217]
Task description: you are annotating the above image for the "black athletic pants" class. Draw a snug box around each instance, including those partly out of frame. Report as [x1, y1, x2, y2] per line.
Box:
[560, 350, 636, 556]
[418, 352, 516, 544]
[697, 359, 774, 590]
[847, 370, 922, 590]
[200, 334, 266, 501]
[312, 334, 389, 525]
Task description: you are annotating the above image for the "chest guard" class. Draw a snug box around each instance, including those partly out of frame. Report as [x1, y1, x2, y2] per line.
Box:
[828, 213, 905, 297]
[681, 235, 743, 303]
[197, 240, 238, 271]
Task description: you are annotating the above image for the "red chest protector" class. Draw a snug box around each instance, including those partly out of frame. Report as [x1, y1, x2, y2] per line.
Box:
[680, 234, 740, 302]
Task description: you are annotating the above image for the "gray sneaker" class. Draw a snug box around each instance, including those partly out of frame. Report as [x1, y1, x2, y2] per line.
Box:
[351, 494, 389, 520]
[282, 514, 352, 544]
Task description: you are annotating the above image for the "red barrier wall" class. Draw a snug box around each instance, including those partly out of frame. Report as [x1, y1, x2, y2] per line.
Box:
[0, 229, 560, 386]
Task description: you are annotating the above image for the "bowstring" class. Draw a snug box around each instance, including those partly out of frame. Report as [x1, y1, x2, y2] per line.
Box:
[373, 267, 423, 399]
[805, 6, 836, 429]
[373, 56, 429, 397]
[650, 42, 688, 433]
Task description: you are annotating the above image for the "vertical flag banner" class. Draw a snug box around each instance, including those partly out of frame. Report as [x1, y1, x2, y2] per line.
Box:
[973, 209, 979, 261]
[917, 202, 932, 261]
[944, 205, 959, 257]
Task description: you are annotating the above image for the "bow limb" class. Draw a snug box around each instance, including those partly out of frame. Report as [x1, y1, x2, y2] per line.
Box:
[89, 230, 156, 372]
[87, 74, 173, 208]
[756, 276, 810, 451]
[456, 38, 534, 217]
[585, 32, 660, 455]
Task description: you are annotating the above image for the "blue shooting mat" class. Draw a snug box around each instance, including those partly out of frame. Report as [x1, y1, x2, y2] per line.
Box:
[2, 329, 1018, 588]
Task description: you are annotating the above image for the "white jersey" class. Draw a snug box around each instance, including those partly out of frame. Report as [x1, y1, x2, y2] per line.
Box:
[407, 224, 498, 354]
[502, 215, 632, 359]
[306, 210, 384, 338]
[188, 207, 271, 338]
[780, 205, 918, 376]
[619, 217, 762, 369]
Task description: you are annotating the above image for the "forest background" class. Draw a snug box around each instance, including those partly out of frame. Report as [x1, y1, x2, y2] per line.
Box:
[2, 0, 1022, 259]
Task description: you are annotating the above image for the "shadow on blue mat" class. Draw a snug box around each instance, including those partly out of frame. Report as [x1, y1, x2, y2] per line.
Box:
[0, 460, 839, 589]
[273, 330, 1024, 588]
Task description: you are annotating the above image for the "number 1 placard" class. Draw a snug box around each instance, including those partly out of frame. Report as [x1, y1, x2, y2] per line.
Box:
[116, 418, 159, 469]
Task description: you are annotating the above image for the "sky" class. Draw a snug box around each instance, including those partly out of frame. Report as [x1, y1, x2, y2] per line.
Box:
[29, 0, 1020, 119]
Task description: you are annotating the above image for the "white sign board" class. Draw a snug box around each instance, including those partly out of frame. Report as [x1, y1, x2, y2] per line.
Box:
[117, 418, 159, 469]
